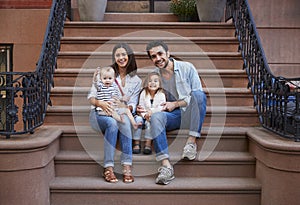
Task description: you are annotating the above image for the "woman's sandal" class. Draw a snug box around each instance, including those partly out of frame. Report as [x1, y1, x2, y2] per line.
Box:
[103, 167, 118, 183]
[123, 167, 134, 183]
[132, 142, 141, 154]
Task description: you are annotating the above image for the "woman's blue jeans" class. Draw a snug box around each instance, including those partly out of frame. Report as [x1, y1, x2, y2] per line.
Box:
[150, 90, 206, 161]
[89, 109, 133, 168]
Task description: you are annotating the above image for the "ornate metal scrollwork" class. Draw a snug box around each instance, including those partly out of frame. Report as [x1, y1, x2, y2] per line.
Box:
[226, 0, 300, 141]
[0, 0, 70, 138]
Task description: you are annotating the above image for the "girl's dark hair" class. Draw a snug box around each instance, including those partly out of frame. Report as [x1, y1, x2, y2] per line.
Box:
[111, 43, 137, 77]
[145, 40, 169, 59]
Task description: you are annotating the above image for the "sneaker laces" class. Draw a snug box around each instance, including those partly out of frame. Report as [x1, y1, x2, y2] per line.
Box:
[184, 143, 196, 152]
[158, 166, 173, 177]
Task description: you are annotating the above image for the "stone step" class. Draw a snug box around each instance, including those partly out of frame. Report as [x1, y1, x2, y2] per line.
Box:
[60, 36, 239, 52]
[52, 68, 248, 88]
[50, 176, 261, 205]
[63, 21, 236, 38]
[53, 125, 250, 153]
[57, 51, 243, 70]
[104, 12, 178, 21]
[50, 86, 252, 107]
[44, 105, 259, 127]
[54, 150, 255, 178]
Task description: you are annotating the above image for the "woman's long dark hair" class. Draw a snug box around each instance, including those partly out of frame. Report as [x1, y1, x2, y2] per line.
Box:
[111, 43, 137, 77]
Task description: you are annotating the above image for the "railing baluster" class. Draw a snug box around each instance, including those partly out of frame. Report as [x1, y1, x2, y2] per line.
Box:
[0, 0, 70, 138]
[226, 0, 300, 141]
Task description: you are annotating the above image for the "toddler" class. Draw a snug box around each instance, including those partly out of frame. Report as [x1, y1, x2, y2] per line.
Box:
[133, 72, 166, 154]
[93, 66, 140, 129]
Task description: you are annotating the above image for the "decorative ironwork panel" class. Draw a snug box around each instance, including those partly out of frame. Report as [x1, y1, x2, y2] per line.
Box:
[226, 0, 300, 141]
[0, 0, 71, 138]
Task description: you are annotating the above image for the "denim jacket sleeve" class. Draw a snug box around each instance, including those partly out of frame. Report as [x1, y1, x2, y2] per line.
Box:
[173, 59, 203, 111]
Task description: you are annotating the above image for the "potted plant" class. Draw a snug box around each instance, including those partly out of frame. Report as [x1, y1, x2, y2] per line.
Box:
[196, 0, 227, 22]
[77, 0, 107, 21]
[170, 0, 198, 22]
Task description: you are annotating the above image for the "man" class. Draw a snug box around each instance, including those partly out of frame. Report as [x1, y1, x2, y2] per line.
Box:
[141, 40, 207, 185]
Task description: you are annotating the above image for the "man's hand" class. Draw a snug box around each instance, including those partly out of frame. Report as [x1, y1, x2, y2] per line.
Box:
[136, 105, 147, 114]
[161, 101, 177, 112]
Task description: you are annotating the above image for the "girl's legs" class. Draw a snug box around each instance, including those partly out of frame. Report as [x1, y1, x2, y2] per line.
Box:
[143, 121, 152, 154]
[133, 115, 144, 141]
[132, 115, 143, 154]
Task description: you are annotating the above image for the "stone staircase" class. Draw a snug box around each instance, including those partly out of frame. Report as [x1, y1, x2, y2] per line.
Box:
[47, 13, 261, 205]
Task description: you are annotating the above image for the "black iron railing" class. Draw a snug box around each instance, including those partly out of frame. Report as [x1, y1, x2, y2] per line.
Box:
[226, 0, 300, 141]
[0, 0, 70, 138]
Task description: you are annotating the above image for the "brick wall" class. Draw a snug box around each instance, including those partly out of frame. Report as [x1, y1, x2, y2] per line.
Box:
[0, 0, 52, 9]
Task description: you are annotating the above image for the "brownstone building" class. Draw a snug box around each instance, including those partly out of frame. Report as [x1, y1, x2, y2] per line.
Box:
[0, 0, 299, 205]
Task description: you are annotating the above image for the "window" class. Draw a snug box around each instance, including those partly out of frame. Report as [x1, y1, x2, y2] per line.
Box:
[0, 44, 13, 131]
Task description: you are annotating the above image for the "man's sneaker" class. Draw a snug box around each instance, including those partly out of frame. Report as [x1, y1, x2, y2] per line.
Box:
[181, 142, 197, 160]
[155, 166, 175, 185]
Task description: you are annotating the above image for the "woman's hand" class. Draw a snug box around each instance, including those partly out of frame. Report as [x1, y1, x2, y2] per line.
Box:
[102, 101, 115, 115]
[92, 98, 114, 115]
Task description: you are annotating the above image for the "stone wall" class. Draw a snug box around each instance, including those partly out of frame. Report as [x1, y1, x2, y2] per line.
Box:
[0, 0, 52, 9]
[248, 0, 300, 77]
[0, 3, 50, 72]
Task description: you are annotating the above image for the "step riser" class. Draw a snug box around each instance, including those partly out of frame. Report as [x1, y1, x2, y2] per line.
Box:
[54, 161, 255, 178]
[57, 56, 243, 70]
[59, 133, 249, 152]
[50, 192, 261, 205]
[103, 13, 178, 21]
[64, 25, 236, 38]
[53, 72, 248, 88]
[44, 112, 259, 127]
[60, 42, 239, 53]
[50, 92, 253, 107]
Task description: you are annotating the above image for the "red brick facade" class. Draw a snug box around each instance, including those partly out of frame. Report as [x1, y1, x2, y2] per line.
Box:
[0, 0, 52, 9]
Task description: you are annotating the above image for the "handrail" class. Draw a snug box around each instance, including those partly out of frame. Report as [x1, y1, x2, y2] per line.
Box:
[226, 0, 300, 141]
[0, 0, 70, 138]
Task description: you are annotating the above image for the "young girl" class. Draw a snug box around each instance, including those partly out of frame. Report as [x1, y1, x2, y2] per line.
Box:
[133, 72, 166, 154]
[93, 66, 140, 129]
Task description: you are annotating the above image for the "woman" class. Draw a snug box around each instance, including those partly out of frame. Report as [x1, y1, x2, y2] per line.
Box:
[88, 43, 142, 183]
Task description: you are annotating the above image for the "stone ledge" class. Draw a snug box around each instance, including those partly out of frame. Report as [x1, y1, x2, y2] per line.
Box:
[247, 127, 300, 205]
[0, 126, 62, 171]
[247, 127, 300, 172]
[0, 126, 62, 150]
